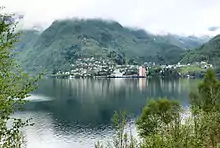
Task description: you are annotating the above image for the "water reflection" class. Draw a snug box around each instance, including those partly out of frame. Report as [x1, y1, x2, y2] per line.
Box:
[19, 78, 200, 148]
[26, 78, 199, 125]
[138, 78, 146, 91]
[18, 111, 111, 148]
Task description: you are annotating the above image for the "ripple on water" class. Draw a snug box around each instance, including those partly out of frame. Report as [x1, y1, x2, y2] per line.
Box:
[15, 111, 114, 148]
[13, 78, 198, 148]
[25, 94, 52, 102]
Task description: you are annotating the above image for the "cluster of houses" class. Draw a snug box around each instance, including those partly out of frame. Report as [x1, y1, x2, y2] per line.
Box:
[155, 61, 213, 78]
[159, 61, 213, 70]
[56, 57, 147, 78]
[193, 61, 213, 69]
[55, 57, 213, 79]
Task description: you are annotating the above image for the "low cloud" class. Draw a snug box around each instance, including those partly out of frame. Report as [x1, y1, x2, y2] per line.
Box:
[2, 0, 220, 36]
[208, 26, 220, 32]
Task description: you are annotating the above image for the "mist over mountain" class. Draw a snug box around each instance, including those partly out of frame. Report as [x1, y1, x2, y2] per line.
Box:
[181, 34, 220, 65]
[15, 19, 209, 74]
[208, 26, 220, 32]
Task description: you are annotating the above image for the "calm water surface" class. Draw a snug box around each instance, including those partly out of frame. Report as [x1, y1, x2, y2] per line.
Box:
[16, 78, 200, 148]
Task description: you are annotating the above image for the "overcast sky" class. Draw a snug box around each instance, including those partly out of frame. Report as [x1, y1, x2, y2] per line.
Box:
[2, 0, 220, 36]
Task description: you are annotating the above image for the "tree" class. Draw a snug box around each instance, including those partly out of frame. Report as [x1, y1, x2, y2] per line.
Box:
[190, 69, 220, 147]
[190, 69, 220, 113]
[136, 98, 181, 138]
[136, 98, 182, 148]
[95, 111, 139, 148]
[0, 7, 39, 147]
[136, 70, 220, 148]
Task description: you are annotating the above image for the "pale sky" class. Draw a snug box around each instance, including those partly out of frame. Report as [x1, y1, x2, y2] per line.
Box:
[2, 0, 220, 36]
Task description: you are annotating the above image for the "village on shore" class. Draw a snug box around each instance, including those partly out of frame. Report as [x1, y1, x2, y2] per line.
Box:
[52, 57, 213, 79]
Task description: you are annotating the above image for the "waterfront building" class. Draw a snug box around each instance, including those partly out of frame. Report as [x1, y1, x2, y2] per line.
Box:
[139, 66, 146, 77]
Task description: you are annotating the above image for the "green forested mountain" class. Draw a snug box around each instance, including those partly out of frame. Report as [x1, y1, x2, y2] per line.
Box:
[15, 19, 208, 74]
[156, 35, 210, 50]
[181, 34, 220, 64]
[14, 30, 40, 52]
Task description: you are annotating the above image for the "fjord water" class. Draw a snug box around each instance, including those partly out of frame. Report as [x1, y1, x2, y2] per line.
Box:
[17, 78, 199, 148]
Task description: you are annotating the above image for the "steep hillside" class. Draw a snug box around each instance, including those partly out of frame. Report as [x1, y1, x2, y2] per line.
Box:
[15, 19, 207, 74]
[14, 30, 40, 52]
[156, 35, 210, 50]
[181, 35, 220, 64]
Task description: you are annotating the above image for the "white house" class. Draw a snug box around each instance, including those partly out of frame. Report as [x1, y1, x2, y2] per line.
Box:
[112, 69, 123, 77]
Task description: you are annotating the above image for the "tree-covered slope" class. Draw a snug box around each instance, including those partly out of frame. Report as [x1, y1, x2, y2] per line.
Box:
[14, 30, 40, 53]
[156, 35, 210, 50]
[181, 35, 220, 64]
[15, 19, 207, 74]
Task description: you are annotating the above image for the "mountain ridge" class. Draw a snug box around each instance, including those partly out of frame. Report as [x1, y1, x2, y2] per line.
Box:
[15, 19, 209, 74]
[181, 34, 220, 65]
